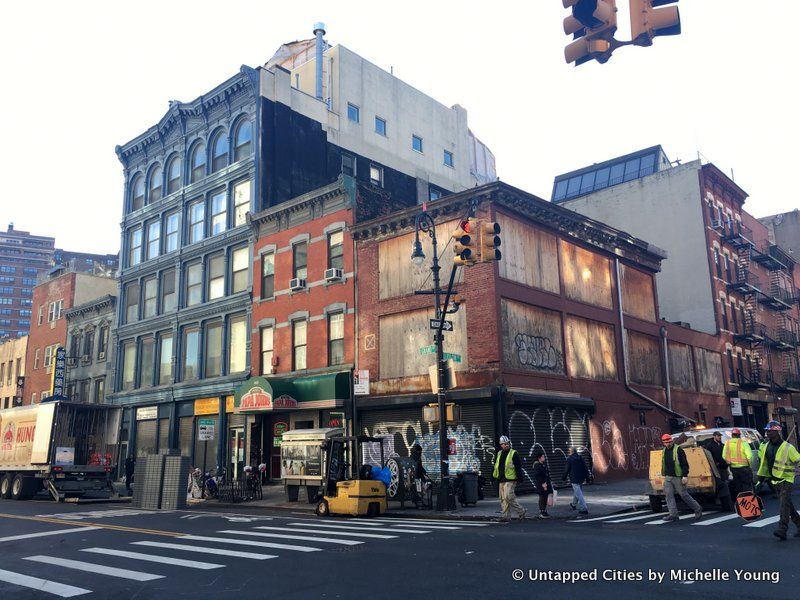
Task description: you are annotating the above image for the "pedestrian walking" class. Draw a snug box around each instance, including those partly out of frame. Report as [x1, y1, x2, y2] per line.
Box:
[563, 447, 590, 516]
[124, 455, 135, 496]
[532, 451, 553, 519]
[702, 431, 729, 483]
[723, 428, 753, 497]
[492, 435, 526, 523]
[660, 433, 703, 522]
[756, 421, 800, 541]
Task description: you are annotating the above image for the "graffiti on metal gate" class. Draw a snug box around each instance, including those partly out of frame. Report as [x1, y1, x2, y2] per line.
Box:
[361, 420, 495, 478]
[594, 419, 662, 472]
[514, 334, 563, 373]
[506, 407, 589, 493]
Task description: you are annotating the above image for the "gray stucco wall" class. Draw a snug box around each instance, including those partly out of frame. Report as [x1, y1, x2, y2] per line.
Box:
[559, 161, 717, 334]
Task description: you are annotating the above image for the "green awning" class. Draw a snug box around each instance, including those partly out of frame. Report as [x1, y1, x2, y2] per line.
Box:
[234, 372, 351, 413]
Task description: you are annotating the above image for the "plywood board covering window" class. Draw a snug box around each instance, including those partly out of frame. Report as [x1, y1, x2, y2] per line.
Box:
[667, 341, 696, 391]
[500, 299, 564, 374]
[565, 315, 617, 381]
[625, 330, 662, 386]
[621, 264, 656, 322]
[560, 240, 612, 308]
[695, 347, 725, 395]
[496, 214, 559, 294]
[379, 306, 467, 379]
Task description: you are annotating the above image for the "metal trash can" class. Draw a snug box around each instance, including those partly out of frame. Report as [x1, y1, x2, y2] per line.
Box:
[458, 471, 479, 507]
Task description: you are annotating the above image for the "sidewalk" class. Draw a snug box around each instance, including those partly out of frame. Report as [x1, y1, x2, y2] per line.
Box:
[187, 478, 650, 521]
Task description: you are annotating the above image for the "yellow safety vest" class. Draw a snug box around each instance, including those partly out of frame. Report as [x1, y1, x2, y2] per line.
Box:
[723, 438, 752, 468]
[758, 440, 800, 484]
[662, 445, 683, 477]
[493, 449, 518, 480]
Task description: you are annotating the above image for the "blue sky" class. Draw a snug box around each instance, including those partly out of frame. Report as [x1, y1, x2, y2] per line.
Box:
[1, 1, 796, 253]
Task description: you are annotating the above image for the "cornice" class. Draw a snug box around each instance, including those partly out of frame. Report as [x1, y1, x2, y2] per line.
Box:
[65, 295, 117, 319]
[250, 177, 351, 232]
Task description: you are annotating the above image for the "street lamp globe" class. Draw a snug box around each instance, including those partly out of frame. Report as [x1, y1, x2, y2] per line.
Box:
[411, 240, 426, 266]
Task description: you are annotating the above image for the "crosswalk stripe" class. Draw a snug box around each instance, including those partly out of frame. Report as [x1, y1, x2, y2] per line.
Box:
[24, 555, 163, 581]
[568, 510, 649, 523]
[131, 541, 276, 560]
[255, 526, 397, 539]
[0, 527, 101, 543]
[216, 530, 362, 546]
[606, 513, 665, 523]
[0, 568, 91, 598]
[81, 547, 224, 569]
[743, 515, 781, 528]
[180, 535, 321, 552]
[288, 522, 430, 534]
[364, 517, 489, 527]
[692, 513, 741, 526]
[347, 520, 461, 530]
[645, 512, 717, 525]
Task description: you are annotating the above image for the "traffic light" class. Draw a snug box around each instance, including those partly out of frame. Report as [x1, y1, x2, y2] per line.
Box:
[479, 221, 501, 263]
[629, 0, 681, 47]
[563, 0, 618, 66]
[452, 219, 477, 266]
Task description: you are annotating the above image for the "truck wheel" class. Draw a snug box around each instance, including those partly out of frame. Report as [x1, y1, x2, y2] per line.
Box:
[0, 474, 13, 499]
[315, 498, 330, 517]
[11, 475, 30, 501]
[649, 495, 663, 513]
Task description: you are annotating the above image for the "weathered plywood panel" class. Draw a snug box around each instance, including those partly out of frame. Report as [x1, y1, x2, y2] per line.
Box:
[379, 306, 467, 379]
[501, 299, 564, 374]
[379, 220, 458, 300]
[668, 341, 696, 391]
[560, 240, 612, 309]
[497, 214, 560, 294]
[565, 316, 617, 381]
[621, 264, 656, 322]
[626, 330, 662, 386]
[695, 347, 724, 395]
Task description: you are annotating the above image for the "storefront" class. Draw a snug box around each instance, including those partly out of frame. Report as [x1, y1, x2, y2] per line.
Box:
[233, 371, 351, 481]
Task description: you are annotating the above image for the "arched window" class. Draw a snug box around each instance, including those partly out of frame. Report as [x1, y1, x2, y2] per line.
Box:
[190, 142, 206, 183]
[166, 156, 181, 195]
[130, 175, 145, 211]
[233, 120, 252, 162]
[211, 130, 229, 173]
[148, 165, 163, 203]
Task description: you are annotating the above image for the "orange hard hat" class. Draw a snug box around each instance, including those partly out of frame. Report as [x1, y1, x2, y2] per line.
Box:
[661, 434, 673, 442]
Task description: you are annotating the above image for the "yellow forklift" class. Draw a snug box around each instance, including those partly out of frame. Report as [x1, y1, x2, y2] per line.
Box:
[314, 435, 387, 517]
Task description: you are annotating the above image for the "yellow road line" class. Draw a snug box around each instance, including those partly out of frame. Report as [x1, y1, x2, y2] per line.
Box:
[0, 512, 183, 537]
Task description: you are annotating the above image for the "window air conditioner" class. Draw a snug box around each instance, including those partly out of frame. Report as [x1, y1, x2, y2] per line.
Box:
[290, 278, 307, 291]
[98, 351, 106, 360]
[324, 268, 343, 282]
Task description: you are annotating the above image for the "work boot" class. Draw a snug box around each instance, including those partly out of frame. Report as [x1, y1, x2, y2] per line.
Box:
[538, 512, 550, 519]
[662, 515, 679, 522]
[774, 530, 787, 541]
[518, 510, 528, 521]
[569, 503, 576, 511]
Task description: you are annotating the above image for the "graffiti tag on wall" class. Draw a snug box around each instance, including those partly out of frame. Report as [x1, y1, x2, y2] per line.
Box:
[595, 420, 662, 472]
[514, 334, 564, 373]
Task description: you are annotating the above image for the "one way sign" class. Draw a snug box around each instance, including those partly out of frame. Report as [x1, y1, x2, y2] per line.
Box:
[430, 319, 454, 331]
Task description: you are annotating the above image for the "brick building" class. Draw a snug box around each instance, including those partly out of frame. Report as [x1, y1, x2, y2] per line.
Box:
[351, 181, 730, 486]
[555, 147, 800, 434]
[23, 269, 117, 404]
[0, 335, 26, 408]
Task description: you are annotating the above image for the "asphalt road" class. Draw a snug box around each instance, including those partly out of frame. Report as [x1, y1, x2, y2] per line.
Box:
[0, 493, 797, 600]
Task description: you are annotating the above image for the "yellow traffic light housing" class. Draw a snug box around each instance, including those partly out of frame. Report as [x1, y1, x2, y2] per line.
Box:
[452, 219, 477, 266]
[563, 0, 618, 66]
[479, 221, 501, 263]
[629, 0, 681, 47]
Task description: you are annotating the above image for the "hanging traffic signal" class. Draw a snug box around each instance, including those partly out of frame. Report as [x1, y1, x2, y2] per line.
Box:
[479, 221, 501, 263]
[629, 0, 681, 47]
[563, 0, 618, 66]
[452, 219, 477, 266]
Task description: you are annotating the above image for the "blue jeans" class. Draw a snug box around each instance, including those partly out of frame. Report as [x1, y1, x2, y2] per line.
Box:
[571, 483, 588, 511]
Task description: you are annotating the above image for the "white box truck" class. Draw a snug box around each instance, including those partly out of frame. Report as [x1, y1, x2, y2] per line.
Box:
[0, 401, 122, 501]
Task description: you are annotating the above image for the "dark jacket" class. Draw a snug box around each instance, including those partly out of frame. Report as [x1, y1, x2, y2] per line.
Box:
[663, 445, 690, 477]
[701, 439, 728, 469]
[124, 456, 135, 478]
[532, 461, 552, 495]
[564, 453, 590, 484]
[496, 449, 523, 483]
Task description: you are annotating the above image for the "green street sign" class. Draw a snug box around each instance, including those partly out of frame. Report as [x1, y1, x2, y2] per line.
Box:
[419, 345, 437, 356]
[443, 352, 462, 363]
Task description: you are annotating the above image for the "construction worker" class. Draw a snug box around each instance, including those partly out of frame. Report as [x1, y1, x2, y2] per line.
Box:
[493, 435, 526, 523]
[660, 433, 703, 522]
[723, 428, 753, 497]
[757, 421, 800, 541]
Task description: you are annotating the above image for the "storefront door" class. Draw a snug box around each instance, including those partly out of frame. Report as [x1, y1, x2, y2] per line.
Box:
[229, 427, 245, 480]
[267, 416, 289, 481]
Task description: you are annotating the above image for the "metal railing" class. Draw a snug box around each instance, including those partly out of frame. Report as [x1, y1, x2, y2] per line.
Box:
[728, 270, 762, 293]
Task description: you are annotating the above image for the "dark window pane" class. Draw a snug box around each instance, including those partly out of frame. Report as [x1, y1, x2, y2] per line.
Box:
[212, 132, 228, 173]
[553, 180, 568, 201]
[234, 121, 252, 161]
[639, 153, 655, 176]
[623, 158, 640, 182]
[609, 163, 625, 185]
[580, 172, 595, 194]
[566, 176, 581, 197]
[191, 143, 206, 183]
[594, 167, 610, 189]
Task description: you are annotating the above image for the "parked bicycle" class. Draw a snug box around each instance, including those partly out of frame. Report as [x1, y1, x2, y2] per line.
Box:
[244, 465, 263, 500]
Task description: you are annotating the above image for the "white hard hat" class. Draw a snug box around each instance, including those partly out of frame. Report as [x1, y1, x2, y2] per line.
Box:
[499, 436, 510, 444]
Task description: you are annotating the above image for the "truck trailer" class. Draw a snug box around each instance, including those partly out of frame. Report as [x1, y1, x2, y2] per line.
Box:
[0, 401, 122, 501]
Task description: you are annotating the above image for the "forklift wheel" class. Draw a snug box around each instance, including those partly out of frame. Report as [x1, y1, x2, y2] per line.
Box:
[315, 498, 330, 517]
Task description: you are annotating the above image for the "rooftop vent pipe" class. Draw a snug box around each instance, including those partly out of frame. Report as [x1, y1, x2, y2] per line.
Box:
[313, 22, 326, 101]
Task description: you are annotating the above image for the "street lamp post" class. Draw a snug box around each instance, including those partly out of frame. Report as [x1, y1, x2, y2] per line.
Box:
[411, 211, 455, 511]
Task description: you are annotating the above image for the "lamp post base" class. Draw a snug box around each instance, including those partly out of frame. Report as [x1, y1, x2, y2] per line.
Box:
[435, 476, 457, 511]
